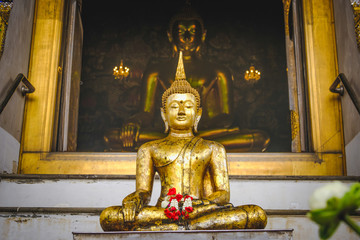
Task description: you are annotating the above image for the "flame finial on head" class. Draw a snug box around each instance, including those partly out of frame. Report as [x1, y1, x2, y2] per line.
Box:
[175, 51, 186, 80]
[161, 51, 201, 113]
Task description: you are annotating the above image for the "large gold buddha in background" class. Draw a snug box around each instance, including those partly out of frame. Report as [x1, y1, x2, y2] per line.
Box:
[111, 4, 270, 152]
[100, 52, 267, 231]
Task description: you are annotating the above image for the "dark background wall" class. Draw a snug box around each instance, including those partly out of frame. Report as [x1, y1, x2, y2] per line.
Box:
[77, 0, 291, 152]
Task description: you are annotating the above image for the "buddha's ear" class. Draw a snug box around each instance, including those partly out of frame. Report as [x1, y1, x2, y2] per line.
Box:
[201, 29, 207, 43]
[194, 108, 202, 133]
[161, 108, 169, 133]
[167, 31, 173, 43]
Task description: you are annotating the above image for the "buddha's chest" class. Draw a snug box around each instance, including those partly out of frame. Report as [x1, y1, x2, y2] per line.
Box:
[152, 139, 212, 183]
[152, 138, 210, 166]
[162, 68, 213, 89]
[154, 153, 210, 195]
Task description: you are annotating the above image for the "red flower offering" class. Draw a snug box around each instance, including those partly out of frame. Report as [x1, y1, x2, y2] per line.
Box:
[167, 188, 176, 196]
[163, 187, 194, 221]
[175, 194, 183, 201]
[185, 206, 193, 213]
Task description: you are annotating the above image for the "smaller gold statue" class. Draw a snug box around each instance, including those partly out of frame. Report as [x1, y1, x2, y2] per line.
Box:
[100, 52, 267, 231]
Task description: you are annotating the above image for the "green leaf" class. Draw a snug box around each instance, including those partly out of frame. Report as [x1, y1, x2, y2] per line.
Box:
[308, 209, 339, 225]
[340, 183, 360, 213]
[319, 219, 340, 240]
[326, 197, 341, 210]
[308, 183, 360, 239]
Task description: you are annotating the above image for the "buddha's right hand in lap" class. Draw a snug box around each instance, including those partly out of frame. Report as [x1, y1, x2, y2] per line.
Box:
[122, 200, 137, 222]
[122, 193, 142, 222]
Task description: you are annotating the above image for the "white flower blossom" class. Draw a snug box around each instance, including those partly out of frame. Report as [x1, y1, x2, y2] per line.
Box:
[161, 200, 170, 208]
[309, 181, 349, 210]
[161, 195, 171, 208]
[170, 198, 179, 210]
[184, 197, 192, 208]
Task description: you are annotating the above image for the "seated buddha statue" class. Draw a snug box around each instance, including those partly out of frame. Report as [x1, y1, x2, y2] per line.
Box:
[113, 4, 270, 153]
[100, 52, 267, 231]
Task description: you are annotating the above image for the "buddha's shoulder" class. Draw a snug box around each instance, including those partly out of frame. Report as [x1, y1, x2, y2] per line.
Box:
[138, 139, 166, 151]
[143, 58, 175, 75]
[197, 60, 231, 75]
[137, 138, 225, 153]
[199, 139, 226, 151]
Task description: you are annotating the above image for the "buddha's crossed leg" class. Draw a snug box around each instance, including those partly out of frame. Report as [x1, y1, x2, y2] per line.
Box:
[100, 204, 266, 231]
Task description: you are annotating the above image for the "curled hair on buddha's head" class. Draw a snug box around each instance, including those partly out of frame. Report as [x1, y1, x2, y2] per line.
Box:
[168, 3, 205, 38]
[161, 51, 201, 113]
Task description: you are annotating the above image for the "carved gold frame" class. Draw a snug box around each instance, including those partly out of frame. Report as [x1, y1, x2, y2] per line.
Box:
[351, 1, 360, 49]
[19, 0, 345, 176]
[0, 1, 13, 60]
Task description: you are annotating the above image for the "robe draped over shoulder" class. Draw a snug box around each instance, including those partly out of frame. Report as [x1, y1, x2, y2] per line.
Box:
[153, 136, 202, 168]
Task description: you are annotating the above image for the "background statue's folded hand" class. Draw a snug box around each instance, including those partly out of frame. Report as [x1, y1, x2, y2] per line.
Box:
[120, 123, 140, 148]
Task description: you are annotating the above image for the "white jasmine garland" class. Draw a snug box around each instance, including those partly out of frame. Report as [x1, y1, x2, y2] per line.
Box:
[170, 198, 179, 210]
[161, 200, 170, 208]
[162, 188, 197, 221]
[184, 197, 192, 208]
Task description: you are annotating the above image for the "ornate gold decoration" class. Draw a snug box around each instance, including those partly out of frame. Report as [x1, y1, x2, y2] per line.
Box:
[113, 60, 130, 80]
[290, 110, 299, 141]
[351, 0, 360, 49]
[282, 0, 291, 36]
[0, 1, 13, 60]
[175, 51, 186, 80]
[162, 51, 201, 112]
[244, 66, 261, 83]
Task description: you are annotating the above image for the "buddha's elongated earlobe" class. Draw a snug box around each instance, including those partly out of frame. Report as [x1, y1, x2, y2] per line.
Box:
[201, 29, 207, 43]
[164, 121, 169, 133]
[161, 108, 169, 133]
[194, 108, 202, 133]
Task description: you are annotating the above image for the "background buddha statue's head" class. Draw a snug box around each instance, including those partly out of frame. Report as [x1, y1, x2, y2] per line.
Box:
[167, 4, 207, 58]
[161, 52, 202, 133]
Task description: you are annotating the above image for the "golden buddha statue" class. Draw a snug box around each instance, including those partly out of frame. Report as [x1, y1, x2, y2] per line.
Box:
[114, 4, 270, 152]
[100, 52, 267, 231]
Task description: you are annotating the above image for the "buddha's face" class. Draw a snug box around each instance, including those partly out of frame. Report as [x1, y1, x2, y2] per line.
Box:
[164, 93, 200, 131]
[169, 20, 205, 57]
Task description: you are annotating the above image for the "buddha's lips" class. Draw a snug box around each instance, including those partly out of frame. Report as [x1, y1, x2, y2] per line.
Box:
[176, 116, 186, 121]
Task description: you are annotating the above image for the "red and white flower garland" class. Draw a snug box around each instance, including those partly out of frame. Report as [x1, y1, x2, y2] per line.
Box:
[161, 188, 194, 220]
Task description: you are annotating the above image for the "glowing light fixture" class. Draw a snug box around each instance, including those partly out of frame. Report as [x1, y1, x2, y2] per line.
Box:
[244, 66, 261, 83]
[113, 60, 130, 80]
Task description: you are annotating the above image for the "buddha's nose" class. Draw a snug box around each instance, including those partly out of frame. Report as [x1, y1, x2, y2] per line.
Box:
[178, 105, 185, 115]
[184, 31, 191, 40]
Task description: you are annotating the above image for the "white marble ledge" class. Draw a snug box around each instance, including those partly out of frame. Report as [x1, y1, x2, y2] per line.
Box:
[0, 174, 359, 210]
[73, 229, 294, 240]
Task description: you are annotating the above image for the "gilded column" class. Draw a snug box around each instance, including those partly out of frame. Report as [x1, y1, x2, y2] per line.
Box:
[20, 0, 64, 170]
[302, 0, 345, 174]
[283, 0, 302, 152]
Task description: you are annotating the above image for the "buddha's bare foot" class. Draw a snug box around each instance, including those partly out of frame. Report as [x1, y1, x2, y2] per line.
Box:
[100, 206, 134, 231]
[134, 223, 186, 231]
[188, 202, 232, 220]
[188, 205, 267, 230]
